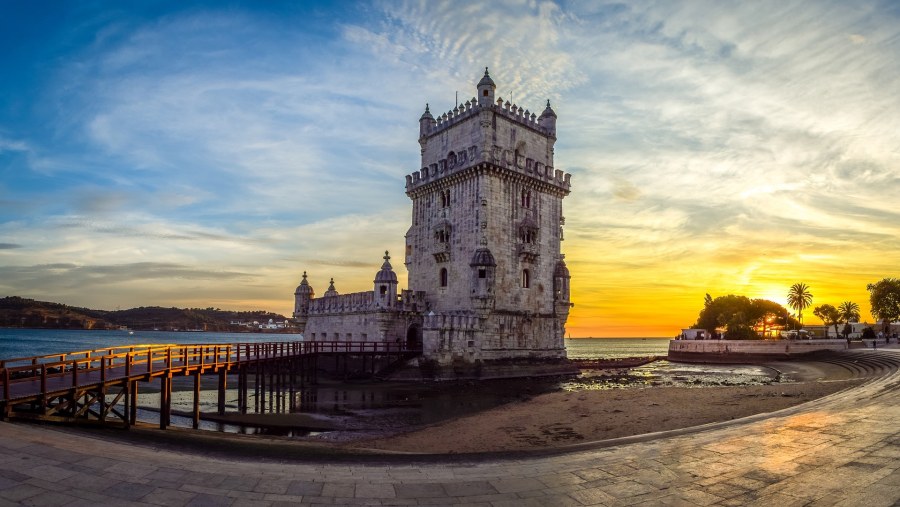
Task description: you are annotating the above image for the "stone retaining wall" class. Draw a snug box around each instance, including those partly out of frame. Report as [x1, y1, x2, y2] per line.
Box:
[668, 339, 848, 363]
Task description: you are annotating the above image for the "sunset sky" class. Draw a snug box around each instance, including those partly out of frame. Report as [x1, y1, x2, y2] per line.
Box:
[1, 1, 899, 337]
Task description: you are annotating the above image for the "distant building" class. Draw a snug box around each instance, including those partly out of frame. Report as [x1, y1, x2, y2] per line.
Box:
[293, 68, 573, 367]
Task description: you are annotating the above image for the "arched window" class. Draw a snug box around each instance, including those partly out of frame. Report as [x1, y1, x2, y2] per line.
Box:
[483, 89, 489, 97]
[440, 189, 451, 208]
[440, 268, 448, 287]
[521, 269, 530, 288]
[521, 189, 532, 208]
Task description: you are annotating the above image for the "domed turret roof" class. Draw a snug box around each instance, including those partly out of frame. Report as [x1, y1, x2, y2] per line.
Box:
[374, 251, 398, 283]
[539, 99, 557, 119]
[324, 278, 338, 297]
[470, 247, 497, 267]
[419, 103, 434, 121]
[294, 271, 314, 295]
[477, 67, 496, 88]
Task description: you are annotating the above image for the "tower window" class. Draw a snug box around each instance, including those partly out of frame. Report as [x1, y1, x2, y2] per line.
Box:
[440, 268, 448, 287]
[483, 89, 489, 96]
[380, 285, 387, 295]
[439, 189, 451, 208]
[521, 189, 532, 208]
[478, 268, 486, 279]
[521, 269, 530, 288]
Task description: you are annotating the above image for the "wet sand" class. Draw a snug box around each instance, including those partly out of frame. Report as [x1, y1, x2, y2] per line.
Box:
[342, 380, 860, 453]
[117, 358, 865, 455]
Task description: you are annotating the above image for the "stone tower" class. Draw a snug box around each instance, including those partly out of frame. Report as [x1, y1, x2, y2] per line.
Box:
[404, 68, 572, 364]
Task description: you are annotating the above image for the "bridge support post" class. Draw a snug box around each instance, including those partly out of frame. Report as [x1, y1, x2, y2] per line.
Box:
[129, 381, 138, 426]
[159, 376, 171, 430]
[193, 372, 201, 429]
[217, 369, 227, 416]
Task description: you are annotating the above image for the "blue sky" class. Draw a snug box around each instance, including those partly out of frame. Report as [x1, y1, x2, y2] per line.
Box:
[2, 1, 899, 336]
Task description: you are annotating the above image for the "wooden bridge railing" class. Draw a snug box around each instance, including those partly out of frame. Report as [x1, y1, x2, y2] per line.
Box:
[1, 341, 417, 403]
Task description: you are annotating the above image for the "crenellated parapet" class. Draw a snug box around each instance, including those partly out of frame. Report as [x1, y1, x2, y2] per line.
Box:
[307, 291, 374, 315]
[306, 289, 427, 316]
[418, 96, 556, 140]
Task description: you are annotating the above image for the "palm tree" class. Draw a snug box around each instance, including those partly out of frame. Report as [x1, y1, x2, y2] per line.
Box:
[838, 301, 860, 323]
[787, 283, 813, 327]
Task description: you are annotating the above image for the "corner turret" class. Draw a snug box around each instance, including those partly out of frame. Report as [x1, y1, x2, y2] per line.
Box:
[477, 67, 496, 107]
[374, 251, 398, 308]
[539, 99, 557, 138]
[419, 103, 435, 139]
[324, 278, 339, 297]
[293, 271, 315, 332]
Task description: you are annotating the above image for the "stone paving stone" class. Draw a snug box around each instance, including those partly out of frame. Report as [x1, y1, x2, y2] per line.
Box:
[262, 493, 306, 503]
[832, 483, 899, 507]
[230, 499, 272, 507]
[103, 480, 157, 501]
[183, 483, 240, 496]
[141, 486, 198, 506]
[503, 495, 583, 507]
[355, 482, 396, 499]
[488, 477, 541, 494]
[0, 476, 17, 491]
[18, 490, 80, 506]
[320, 482, 355, 498]
[598, 480, 659, 499]
[572, 468, 615, 482]
[377, 499, 417, 506]
[220, 475, 261, 493]
[567, 486, 617, 505]
[72, 455, 120, 470]
[394, 482, 446, 498]
[285, 479, 323, 496]
[0, 483, 45, 502]
[225, 490, 266, 501]
[104, 461, 158, 479]
[441, 481, 496, 497]
[186, 492, 234, 506]
[252, 478, 293, 495]
[669, 488, 722, 506]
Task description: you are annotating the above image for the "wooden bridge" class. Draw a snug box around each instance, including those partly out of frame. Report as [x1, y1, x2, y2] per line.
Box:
[0, 341, 419, 430]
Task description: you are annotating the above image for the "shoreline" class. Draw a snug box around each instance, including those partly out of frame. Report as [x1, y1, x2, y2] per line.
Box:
[90, 356, 868, 456]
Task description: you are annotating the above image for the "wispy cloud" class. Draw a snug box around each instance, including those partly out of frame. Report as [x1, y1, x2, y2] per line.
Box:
[1, 1, 898, 332]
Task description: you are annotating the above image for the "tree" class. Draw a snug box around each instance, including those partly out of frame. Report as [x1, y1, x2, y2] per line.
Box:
[787, 283, 813, 327]
[694, 294, 794, 340]
[838, 301, 860, 324]
[813, 304, 841, 338]
[867, 278, 900, 335]
[751, 299, 791, 338]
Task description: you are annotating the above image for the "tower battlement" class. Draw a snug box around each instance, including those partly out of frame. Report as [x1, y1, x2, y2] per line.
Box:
[419, 96, 555, 140]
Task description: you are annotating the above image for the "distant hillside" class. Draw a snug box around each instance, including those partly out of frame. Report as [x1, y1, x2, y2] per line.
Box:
[0, 296, 294, 332]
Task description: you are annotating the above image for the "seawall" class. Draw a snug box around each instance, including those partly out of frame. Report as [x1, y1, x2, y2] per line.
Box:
[668, 339, 849, 363]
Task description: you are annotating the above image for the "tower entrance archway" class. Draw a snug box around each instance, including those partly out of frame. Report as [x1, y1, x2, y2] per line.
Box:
[406, 324, 422, 350]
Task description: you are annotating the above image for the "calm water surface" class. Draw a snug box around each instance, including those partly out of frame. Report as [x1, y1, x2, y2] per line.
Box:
[0, 329, 666, 361]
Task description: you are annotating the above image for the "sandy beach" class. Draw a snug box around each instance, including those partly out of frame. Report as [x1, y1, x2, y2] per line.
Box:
[131, 358, 865, 456]
[341, 379, 859, 453]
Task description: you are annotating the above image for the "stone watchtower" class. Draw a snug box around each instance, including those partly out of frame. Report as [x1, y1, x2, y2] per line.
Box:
[404, 68, 572, 364]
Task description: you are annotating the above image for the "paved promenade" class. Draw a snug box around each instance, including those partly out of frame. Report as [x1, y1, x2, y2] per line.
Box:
[1, 350, 898, 506]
